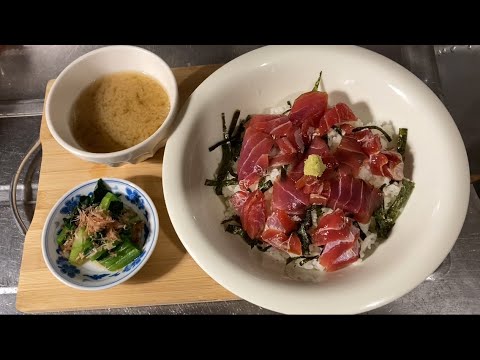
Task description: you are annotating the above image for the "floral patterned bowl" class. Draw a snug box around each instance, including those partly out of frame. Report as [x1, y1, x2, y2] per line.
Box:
[41, 178, 159, 290]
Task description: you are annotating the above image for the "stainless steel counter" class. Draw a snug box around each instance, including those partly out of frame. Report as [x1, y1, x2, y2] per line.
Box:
[1, 45, 479, 314]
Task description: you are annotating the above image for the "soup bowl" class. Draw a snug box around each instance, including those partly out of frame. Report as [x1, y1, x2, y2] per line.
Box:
[45, 45, 178, 167]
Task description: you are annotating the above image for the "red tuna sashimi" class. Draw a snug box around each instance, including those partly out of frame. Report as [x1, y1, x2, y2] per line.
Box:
[272, 177, 310, 216]
[261, 210, 301, 255]
[350, 129, 382, 155]
[276, 137, 297, 154]
[289, 137, 338, 181]
[321, 239, 360, 272]
[237, 127, 274, 188]
[248, 114, 293, 138]
[289, 91, 328, 128]
[239, 190, 266, 239]
[269, 134, 302, 167]
[325, 174, 382, 223]
[262, 232, 302, 255]
[370, 150, 404, 181]
[334, 136, 367, 177]
[311, 208, 360, 271]
[317, 103, 357, 136]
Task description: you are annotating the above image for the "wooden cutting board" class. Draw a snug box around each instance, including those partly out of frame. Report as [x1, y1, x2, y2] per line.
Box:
[16, 64, 239, 313]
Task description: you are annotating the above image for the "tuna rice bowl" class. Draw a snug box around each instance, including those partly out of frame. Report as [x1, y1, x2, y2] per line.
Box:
[205, 73, 415, 274]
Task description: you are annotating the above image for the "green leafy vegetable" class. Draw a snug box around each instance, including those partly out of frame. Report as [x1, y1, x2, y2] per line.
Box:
[108, 201, 124, 219]
[98, 240, 141, 271]
[68, 227, 90, 265]
[99, 192, 119, 211]
[93, 178, 109, 204]
[56, 227, 71, 245]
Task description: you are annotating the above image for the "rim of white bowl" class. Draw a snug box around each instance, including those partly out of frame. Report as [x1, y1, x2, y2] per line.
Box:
[45, 45, 179, 160]
[41, 177, 159, 290]
[163, 45, 470, 314]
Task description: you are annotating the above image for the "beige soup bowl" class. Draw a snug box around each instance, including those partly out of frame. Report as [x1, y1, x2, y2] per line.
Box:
[46, 45, 178, 166]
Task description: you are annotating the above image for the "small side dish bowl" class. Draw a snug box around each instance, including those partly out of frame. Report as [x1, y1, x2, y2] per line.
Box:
[45, 45, 178, 166]
[42, 178, 159, 290]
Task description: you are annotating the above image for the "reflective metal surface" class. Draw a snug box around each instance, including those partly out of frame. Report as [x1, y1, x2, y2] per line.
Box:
[1, 45, 479, 314]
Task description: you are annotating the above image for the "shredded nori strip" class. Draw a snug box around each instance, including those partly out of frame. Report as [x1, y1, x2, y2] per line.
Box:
[296, 205, 323, 256]
[204, 178, 238, 187]
[286, 255, 320, 266]
[353, 221, 367, 240]
[280, 165, 288, 179]
[396, 128, 408, 158]
[373, 179, 415, 238]
[227, 110, 241, 138]
[207, 111, 247, 195]
[256, 245, 272, 252]
[221, 215, 240, 224]
[297, 209, 313, 255]
[225, 224, 258, 248]
[332, 125, 343, 135]
[352, 126, 392, 142]
[258, 177, 273, 192]
[208, 138, 231, 152]
[225, 224, 270, 251]
[282, 100, 293, 115]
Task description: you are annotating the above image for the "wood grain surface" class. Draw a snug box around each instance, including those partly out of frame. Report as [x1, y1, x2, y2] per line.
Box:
[16, 64, 239, 313]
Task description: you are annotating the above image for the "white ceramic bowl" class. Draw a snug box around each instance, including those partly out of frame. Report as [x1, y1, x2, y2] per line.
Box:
[163, 45, 470, 314]
[42, 178, 159, 290]
[46, 45, 178, 166]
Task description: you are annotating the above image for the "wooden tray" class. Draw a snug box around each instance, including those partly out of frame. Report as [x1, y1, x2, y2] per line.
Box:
[16, 64, 239, 313]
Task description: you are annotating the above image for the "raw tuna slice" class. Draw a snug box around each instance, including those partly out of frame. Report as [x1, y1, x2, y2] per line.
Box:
[237, 127, 274, 188]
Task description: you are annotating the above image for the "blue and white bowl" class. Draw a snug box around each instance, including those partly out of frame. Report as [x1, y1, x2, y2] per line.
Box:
[42, 178, 159, 290]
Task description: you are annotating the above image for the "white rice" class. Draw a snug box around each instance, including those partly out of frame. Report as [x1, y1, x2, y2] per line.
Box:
[363, 120, 395, 148]
[266, 105, 290, 115]
[327, 129, 342, 152]
[383, 182, 402, 209]
[360, 233, 378, 259]
[358, 165, 390, 188]
[264, 167, 281, 184]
